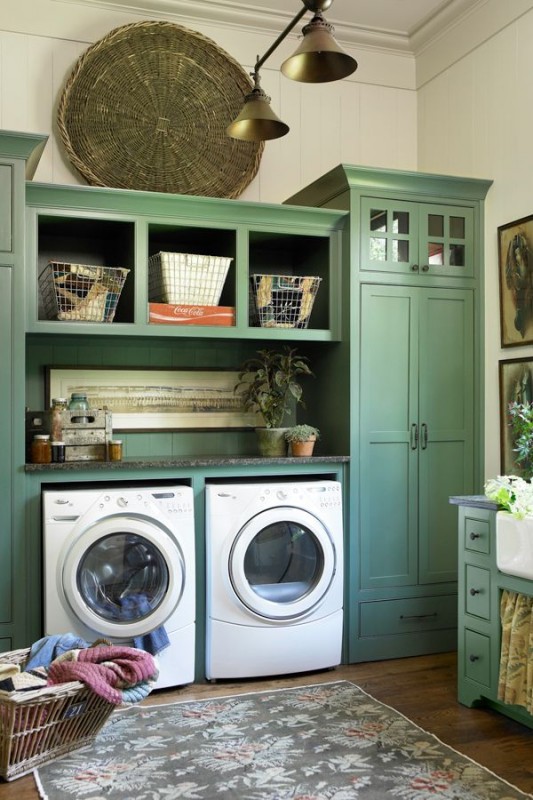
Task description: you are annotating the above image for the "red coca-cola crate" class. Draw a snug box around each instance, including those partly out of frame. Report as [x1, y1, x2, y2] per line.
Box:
[148, 303, 235, 326]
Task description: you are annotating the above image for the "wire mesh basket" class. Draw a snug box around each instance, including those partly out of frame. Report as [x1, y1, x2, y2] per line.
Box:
[249, 274, 322, 329]
[148, 251, 232, 306]
[0, 648, 114, 781]
[39, 262, 130, 323]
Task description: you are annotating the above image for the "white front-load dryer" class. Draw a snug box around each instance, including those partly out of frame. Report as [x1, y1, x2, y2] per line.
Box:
[43, 485, 195, 689]
[205, 480, 343, 679]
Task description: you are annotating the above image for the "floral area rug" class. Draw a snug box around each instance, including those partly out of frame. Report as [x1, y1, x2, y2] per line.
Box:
[35, 680, 530, 800]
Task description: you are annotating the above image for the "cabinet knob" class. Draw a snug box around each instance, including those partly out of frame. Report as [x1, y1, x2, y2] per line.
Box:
[469, 531, 480, 540]
[469, 654, 480, 662]
[411, 264, 419, 272]
[469, 588, 480, 596]
[421, 264, 429, 272]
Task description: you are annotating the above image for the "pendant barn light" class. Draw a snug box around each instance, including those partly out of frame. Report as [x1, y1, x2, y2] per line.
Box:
[227, 0, 357, 142]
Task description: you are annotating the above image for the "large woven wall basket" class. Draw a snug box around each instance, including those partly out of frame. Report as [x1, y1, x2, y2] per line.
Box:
[56, 21, 264, 199]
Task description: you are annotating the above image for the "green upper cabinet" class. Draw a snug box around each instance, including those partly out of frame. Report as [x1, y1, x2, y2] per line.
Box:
[360, 284, 474, 591]
[361, 198, 474, 279]
[25, 183, 347, 342]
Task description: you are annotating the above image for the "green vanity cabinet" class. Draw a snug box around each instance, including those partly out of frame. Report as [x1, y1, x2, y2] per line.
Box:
[287, 164, 492, 661]
[454, 499, 533, 729]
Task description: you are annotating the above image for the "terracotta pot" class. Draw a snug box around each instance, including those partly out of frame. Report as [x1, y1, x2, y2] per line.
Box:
[289, 436, 316, 457]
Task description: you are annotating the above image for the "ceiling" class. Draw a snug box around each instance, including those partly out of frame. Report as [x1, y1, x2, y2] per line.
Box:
[247, 0, 458, 38]
[87, 0, 483, 53]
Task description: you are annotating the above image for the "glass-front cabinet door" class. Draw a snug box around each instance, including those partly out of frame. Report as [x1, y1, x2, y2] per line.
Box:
[360, 197, 474, 279]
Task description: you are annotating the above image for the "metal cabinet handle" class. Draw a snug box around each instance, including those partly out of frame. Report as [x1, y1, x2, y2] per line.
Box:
[421, 423, 428, 450]
[469, 531, 480, 540]
[410, 423, 418, 450]
[400, 612, 437, 621]
[469, 588, 481, 596]
[421, 264, 429, 272]
[469, 654, 480, 662]
[411, 264, 419, 272]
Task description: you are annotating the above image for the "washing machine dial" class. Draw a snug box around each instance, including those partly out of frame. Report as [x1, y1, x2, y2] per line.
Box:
[276, 489, 288, 500]
[117, 496, 129, 508]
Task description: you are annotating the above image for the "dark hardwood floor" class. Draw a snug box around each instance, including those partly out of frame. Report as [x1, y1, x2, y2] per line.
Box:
[3, 651, 532, 796]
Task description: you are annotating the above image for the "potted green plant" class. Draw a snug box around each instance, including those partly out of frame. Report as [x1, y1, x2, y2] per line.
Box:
[284, 424, 320, 457]
[235, 346, 314, 456]
[508, 401, 533, 476]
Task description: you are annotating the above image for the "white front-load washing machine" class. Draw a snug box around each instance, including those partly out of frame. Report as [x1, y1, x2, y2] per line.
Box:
[205, 479, 343, 680]
[43, 485, 195, 689]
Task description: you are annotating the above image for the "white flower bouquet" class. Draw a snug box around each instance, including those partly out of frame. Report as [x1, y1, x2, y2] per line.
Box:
[484, 475, 533, 518]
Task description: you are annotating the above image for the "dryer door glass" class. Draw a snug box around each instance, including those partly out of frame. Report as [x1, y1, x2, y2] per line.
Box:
[242, 521, 323, 603]
[77, 533, 169, 623]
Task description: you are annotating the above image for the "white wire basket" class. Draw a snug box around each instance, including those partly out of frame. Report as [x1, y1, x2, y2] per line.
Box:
[39, 262, 130, 323]
[249, 274, 322, 329]
[148, 251, 232, 306]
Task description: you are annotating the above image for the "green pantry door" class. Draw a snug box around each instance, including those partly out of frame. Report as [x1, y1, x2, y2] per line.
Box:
[357, 283, 474, 658]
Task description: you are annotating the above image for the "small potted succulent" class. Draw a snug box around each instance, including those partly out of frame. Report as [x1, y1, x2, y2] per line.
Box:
[284, 424, 320, 457]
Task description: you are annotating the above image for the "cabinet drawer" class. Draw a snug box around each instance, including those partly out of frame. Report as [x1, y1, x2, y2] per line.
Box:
[464, 516, 490, 555]
[360, 595, 456, 637]
[465, 564, 491, 620]
[464, 628, 491, 686]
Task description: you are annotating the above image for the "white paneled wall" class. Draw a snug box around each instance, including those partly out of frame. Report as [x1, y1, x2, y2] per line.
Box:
[0, 0, 417, 203]
[418, 5, 533, 481]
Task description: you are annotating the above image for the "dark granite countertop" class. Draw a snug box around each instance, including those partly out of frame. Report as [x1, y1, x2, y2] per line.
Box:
[25, 455, 350, 472]
[449, 494, 499, 510]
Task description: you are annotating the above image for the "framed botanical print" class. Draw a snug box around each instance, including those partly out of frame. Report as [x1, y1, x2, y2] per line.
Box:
[499, 357, 533, 474]
[498, 214, 533, 347]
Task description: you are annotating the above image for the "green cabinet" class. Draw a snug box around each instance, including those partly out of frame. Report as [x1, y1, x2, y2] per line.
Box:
[360, 284, 474, 592]
[361, 197, 474, 279]
[0, 131, 48, 650]
[455, 500, 533, 729]
[287, 163, 492, 662]
[25, 184, 346, 342]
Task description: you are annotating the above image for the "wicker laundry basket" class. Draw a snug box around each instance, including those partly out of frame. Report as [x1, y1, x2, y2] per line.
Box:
[0, 648, 114, 781]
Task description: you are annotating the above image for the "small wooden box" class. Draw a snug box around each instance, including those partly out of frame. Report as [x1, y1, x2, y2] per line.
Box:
[60, 409, 112, 461]
[149, 302, 235, 326]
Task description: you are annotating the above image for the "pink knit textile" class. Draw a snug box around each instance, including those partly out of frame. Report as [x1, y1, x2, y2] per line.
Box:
[47, 646, 157, 705]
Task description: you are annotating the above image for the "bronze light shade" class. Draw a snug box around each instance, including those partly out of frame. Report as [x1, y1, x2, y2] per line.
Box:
[281, 12, 358, 83]
[227, 0, 357, 142]
[226, 84, 290, 142]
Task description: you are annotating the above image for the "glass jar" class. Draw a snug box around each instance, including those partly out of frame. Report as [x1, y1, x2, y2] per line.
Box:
[31, 434, 52, 464]
[50, 397, 67, 441]
[51, 441, 66, 463]
[68, 392, 90, 423]
[108, 440, 123, 461]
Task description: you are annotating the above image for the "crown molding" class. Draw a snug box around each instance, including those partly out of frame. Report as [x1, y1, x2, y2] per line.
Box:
[52, 0, 494, 57]
[52, 0, 414, 53]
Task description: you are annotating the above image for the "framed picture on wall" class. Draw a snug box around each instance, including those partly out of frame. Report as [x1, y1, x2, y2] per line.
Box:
[45, 366, 261, 432]
[498, 214, 533, 347]
[499, 357, 533, 474]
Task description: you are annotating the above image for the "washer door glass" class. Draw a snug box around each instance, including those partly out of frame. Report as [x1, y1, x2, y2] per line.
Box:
[78, 533, 169, 623]
[230, 507, 336, 620]
[62, 516, 185, 637]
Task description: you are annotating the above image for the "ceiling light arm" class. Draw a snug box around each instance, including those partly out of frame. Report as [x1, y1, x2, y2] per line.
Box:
[253, 4, 308, 78]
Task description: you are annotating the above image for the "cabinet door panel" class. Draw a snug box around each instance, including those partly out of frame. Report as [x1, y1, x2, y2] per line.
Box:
[418, 289, 474, 584]
[419, 204, 474, 278]
[0, 267, 11, 621]
[360, 198, 419, 275]
[360, 285, 418, 588]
